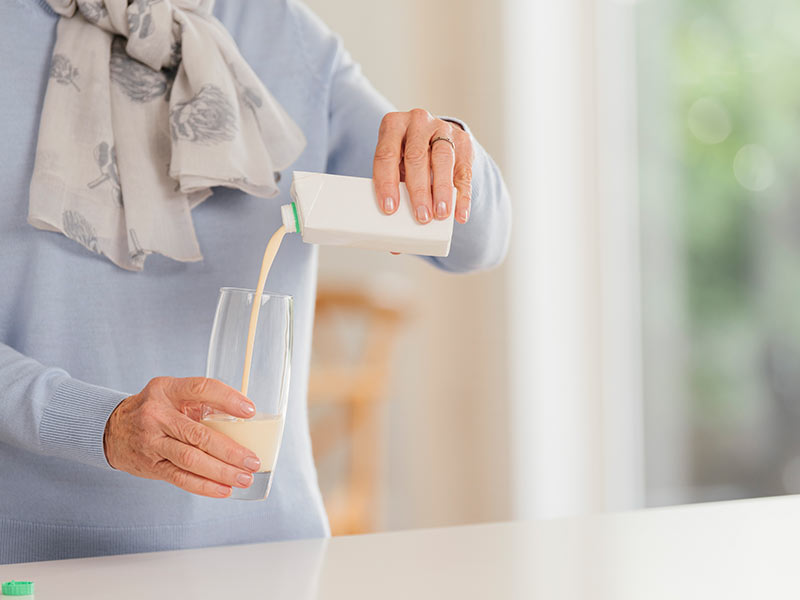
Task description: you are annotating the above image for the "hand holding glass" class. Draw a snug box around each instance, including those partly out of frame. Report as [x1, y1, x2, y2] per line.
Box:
[202, 287, 292, 501]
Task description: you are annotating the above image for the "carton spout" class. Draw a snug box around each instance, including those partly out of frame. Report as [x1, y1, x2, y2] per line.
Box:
[280, 203, 300, 233]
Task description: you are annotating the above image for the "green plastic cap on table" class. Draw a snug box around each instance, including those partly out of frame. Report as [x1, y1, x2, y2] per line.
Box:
[2, 581, 34, 596]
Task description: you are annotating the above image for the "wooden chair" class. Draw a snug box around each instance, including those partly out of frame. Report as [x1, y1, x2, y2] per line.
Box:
[308, 287, 406, 535]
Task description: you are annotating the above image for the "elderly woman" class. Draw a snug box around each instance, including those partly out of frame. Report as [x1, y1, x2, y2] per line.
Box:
[0, 0, 510, 564]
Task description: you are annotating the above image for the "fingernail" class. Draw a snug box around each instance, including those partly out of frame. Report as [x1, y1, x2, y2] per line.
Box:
[436, 201, 448, 219]
[240, 401, 255, 415]
[217, 485, 231, 497]
[236, 472, 253, 487]
[384, 197, 396, 213]
[416, 205, 431, 223]
[458, 206, 470, 223]
[244, 456, 261, 471]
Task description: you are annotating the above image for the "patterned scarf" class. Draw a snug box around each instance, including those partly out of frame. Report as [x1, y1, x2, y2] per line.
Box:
[30, 0, 306, 270]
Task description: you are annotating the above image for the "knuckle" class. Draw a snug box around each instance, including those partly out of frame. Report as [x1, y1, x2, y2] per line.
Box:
[431, 143, 454, 159]
[434, 184, 454, 197]
[178, 445, 198, 470]
[172, 469, 190, 489]
[379, 112, 401, 133]
[403, 147, 428, 164]
[147, 376, 169, 394]
[408, 185, 431, 199]
[436, 120, 454, 135]
[463, 137, 475, 159]
[410, 107, 430, 122]
[187, 377, 210, 398]
[223, 443, 243, 465]
[454, 130, 473, 153]
[374, 144, 399, 162]
[182, 422, 210, 448]
[431, 154, 454, 170]
[454, 165, 473, 186]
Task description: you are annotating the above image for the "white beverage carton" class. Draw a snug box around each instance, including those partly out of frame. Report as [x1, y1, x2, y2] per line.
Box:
[281, 171, 455, 256]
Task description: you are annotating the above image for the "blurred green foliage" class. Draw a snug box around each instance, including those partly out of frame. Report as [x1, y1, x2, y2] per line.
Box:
[644, 0, 800, 496]
[674, 0, 800, 419]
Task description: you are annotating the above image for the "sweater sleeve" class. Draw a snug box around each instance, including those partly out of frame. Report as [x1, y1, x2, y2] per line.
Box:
[0, 342, 128, 470]
[290, 2, 511, 273]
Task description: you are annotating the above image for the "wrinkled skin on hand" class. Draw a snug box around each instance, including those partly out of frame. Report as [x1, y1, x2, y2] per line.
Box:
[104, 376, 262, 498]
[373, 109, 473, 226]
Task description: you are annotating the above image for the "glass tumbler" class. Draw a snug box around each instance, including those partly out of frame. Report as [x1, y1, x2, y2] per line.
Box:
[202, 287, 293, 500]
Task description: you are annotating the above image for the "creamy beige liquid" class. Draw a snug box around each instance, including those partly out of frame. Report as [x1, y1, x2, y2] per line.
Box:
[203, 413, 285, 473]
[240, 225, 287, 396]
[202, 226, 288, 481]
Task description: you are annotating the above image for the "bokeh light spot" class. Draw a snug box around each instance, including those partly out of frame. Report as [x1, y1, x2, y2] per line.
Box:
[687, 97, 732, 144]
[733, 144, 776, 192]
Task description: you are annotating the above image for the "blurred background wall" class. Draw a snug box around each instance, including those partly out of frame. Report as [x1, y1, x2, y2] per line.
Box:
[302, 0, 800, 531]
[303, 0, 511, 531]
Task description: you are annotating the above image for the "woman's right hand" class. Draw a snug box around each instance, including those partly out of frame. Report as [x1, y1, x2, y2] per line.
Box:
[103, 377, 261, 498]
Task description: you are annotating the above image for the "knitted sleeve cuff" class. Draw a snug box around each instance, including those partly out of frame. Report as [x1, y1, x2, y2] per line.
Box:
[39, 378, 129, 470]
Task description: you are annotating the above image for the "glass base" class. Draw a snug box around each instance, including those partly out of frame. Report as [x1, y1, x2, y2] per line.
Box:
[230, 471, 272, 501]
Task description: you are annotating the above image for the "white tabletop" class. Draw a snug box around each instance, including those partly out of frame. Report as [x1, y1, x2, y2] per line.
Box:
[2, 495, 799, 599]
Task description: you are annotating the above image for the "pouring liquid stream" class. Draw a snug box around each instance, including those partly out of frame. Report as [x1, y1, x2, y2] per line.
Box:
[240, 224, 287, 399]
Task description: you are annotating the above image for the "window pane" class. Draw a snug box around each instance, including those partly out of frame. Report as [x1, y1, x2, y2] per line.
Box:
[638, 0, 800, 505]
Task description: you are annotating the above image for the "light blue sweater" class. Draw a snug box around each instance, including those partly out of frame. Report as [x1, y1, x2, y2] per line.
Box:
[0, 0, 511, 564]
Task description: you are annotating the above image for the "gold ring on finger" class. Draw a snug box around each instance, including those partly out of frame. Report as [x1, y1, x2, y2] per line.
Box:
[430, 136, 455, 151]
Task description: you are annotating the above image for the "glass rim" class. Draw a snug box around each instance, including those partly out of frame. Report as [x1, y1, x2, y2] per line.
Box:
[219, 287, 293, 301]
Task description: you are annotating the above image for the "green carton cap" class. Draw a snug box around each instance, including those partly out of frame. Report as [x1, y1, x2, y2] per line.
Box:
[2, 581, 34, 596]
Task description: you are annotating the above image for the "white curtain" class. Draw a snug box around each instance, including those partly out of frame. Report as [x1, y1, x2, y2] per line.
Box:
[504, 0, 645, 519]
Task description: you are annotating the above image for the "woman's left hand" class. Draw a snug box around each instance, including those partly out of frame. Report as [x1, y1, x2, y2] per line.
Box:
[373, 109, 473, 225]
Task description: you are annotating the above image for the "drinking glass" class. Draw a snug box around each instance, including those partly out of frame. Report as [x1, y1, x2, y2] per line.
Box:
[202, 287, 293, 500]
